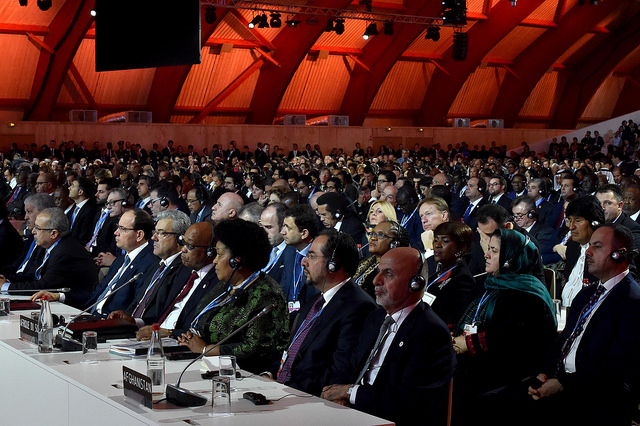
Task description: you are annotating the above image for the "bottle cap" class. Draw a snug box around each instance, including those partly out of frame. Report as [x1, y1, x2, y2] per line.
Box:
[42, 295, 49, 301]
[151, 323, 160, 331]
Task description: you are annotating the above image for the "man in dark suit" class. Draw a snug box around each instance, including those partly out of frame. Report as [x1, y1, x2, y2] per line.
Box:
[108, 210, 192, 327]
[526, 224, 640, 426]
[596, 184, 640, 252]
[275, 231, 377, 396]
[137, 221, 219, 340]
[186, 186, 212, 224]
[259, 203, 294, 286]
[316, 192, 365, 245]
[67, 209, 157, 315]
[0, 193, 53, 279]
[288, 143, 301, 161]
[507, 173, 527, 200]
[8, 208, 98, 309]
[67, 177, 100, 246]
[321, 247, 455, 425]
[488, 176, 513, 211]
[462, 177, 488, 231]
[527, 178, 556, 229]
[622, 184, 640, 224]
[511, 196, 555, 263]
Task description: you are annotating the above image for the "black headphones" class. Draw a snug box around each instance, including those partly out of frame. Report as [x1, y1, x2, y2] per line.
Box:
[538, 180, 549, 197]
[159, 192, 169, 207]
[409, 251, 426, 292]
[334, 210, 342, 220]
[229, 256, 242, 268]
[327, 235, 340, 273]
[206, 222, 216, 258]
[610, 249, 627, 263]
[121, 199, 130, 208]
[503, 235, 530, 270]
[527, 210, 537, 219]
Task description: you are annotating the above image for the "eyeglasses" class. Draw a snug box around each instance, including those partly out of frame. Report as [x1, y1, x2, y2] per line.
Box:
[186, 199, 201, 205]
[304, 252, 325, 261]
[367, 231, 393, 240]
[33, 225, 54, 232]
[377, 179, 388, 183]
[117, 225, 138, 233]
[154, 230, 179, 238]
[105, 199, 125, 207]
[177, 235, 210, 251]
[35, 181, 47, 186]
[512, 212, 528, 220]
[149, 197, 162, 205]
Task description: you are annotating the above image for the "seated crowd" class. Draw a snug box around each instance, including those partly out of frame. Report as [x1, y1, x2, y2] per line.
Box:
[2, 122, 640, 425]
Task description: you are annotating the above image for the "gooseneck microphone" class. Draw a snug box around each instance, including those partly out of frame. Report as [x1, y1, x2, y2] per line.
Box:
[166, 304, 274, 407]
[53, 272, 144, 351]
[8, 288, 71, 294]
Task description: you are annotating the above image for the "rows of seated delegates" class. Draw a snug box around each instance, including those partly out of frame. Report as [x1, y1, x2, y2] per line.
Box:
[2, 121, 640, 425]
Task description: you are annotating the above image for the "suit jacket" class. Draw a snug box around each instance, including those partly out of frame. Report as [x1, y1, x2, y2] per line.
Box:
[171, 267, 220, 337]
[125, 255, 192, 325]
[542, 276, 640, 425]
[189, 204, 212, 224]
[69, 199, 100, 246]
[463, 198, 489, 231]
[493, 193, 513, 211]
[614, 212, 640, 253]
[562, 240, 597, 285]
[268, 244, 296, 291]
[426, 261, 477, 328]
[9, 235, 98, 309]
[0, 219, 23, 269]
[1, 234, 45, 281]
[283, 280, 377, 396]
[535, 199, 555, 229]
[529, 221, 556, 264]
[82, 242, 158, 315]
[89, 213, 119, 256]
[349, 303, 456, 426]
[338, 215, 366, 245]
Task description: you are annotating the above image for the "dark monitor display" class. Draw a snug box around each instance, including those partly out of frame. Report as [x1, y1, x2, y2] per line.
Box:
[95, 0, 201, 72]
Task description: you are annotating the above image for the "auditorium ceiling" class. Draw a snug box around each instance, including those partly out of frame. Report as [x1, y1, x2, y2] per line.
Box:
[1, 0, 640, 129]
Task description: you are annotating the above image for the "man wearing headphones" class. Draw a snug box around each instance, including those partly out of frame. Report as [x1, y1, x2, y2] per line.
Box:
[321, 247, 455, 425]
[186, 185, 212, 224]
[148, 181, 181, 219]
[526, 178, 555, 229]
[561, 196, 605, 308]
[511, 196, 555, 264]
[462, 176, 488, 231]
[275, 230, 377, 396]
[526, 224, 640, 426]
[316, 192, 365, 244]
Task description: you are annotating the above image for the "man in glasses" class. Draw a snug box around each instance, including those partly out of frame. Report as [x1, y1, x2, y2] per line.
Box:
[108, 210, 192, 328]
[1, 208, 97, 309]
[34, 208, 157, 315]
[92, 188, 134, 267]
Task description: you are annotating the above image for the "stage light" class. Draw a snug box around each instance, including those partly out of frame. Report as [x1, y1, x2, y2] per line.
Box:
[285, 18, 301, 27]
[204, 6, 216, 24]
[90, 9, 96, 17]
[359, 0, 372, 12]
[270, 12, 282, 28]
[452, 32, 468, 61]
[363, 22, 378, 40]
[19, 0, 27, 6]
[249, 15, 261, 29]
[334, 18, 345, 35]
[257, 13, 269, 28]
[383, 20, 394, 36]
[325, 18, 335, 32]
[425, 26, 440, 41]
[37, 0, 52, 11]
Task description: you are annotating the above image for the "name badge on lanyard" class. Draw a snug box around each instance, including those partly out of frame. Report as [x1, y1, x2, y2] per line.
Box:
[463, 323, 477, 335]
[288, 301, 301, 313]
[422, 292, 436, 306]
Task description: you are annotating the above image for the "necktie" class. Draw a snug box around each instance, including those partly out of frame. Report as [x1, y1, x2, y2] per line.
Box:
[92, 255, 131, 314]
[555, 284, 607, 375]
[131, 262, 167, 318]
[35, 249, 52, 280]
[355, 316, 395, 385]
[462, 204, 473, 222]
[289, 252, 304, 302]
[277, 295, 325, 383]
[158, 271, 198, 324]
[7, 187, 20, 204]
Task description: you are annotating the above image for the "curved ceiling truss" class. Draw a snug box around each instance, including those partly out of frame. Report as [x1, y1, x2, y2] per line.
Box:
[1, 0, 640, 129]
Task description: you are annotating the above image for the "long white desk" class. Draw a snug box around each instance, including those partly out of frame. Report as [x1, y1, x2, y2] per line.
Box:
[0, 302, 393, 426]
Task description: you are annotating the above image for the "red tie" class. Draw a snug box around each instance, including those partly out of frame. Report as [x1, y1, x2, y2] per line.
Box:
[158, 271, 198, 324]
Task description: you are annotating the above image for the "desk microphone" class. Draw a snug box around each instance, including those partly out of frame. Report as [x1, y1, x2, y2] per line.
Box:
[54, 272, 144, 351]
[7, 288, 70, 294]
[473, 272, 488, 279]
[166, 304, 274, 407]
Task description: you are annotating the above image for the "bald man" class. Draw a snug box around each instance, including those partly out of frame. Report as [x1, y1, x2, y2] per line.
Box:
[322, 247, 455, 425]
[210, 192, 244, 224]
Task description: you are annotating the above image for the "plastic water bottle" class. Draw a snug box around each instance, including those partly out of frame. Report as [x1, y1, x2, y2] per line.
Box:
[38, 296, 54, 353]
[147, 323, 165, 395]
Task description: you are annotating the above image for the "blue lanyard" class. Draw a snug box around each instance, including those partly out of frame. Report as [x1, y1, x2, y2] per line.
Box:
[190, 271, 260, 329]
[472, 291, 492, 324]
[400, 206, 418, 228]
[426, 265, 457, 291]
[264, 247, 285, 273]
[566, 290, 607, 341]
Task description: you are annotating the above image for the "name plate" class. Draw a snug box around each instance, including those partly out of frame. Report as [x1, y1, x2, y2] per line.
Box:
[19, 315, 38, 345]
[122, 366, 153, 409]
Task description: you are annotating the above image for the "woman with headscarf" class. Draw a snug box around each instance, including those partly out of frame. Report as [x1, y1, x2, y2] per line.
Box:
[451, 229, 557, 409]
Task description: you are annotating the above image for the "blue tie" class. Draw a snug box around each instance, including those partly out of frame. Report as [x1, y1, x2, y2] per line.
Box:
[17, 239, 36, 273]
[70, 205, 80, 228]
[91, 255, 131, 314]
[35, 250, 50, 280]
[463, 204, 473, 222]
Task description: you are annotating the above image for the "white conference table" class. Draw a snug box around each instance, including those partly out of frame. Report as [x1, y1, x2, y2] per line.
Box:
[0, 301, 393, 426]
